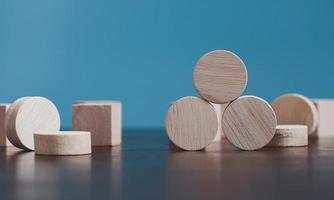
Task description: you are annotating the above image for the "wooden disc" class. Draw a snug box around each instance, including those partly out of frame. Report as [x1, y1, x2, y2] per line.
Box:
[34, 131, 91, 155]
[193, 50, 248, 104]
[6, 97, 61, 150]
[267, 125, 308, 147]
[222, 96, 277, 150]
[165, 96, 218, 151]
[272, 94, 318, 135]
[6, 97, 32, 149]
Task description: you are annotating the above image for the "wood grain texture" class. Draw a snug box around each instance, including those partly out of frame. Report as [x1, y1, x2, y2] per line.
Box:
[34, 131, 91, 155]
[0, 104, 12, 146]
[193, 50, 248, 104]
[313, 99, 334, 138]
[5, 97, 61, 150]
[72, 101, 122, 146]
[212, 103, 228, 141]
[222, 96, 277, 150]
[267, 125, 308, 147]
[272, 94, 318, 135]
[165, 96, 218, 151]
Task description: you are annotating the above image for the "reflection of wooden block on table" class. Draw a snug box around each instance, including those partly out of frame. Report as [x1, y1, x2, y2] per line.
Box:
[212, 103, 228, 141]
[72, 101, 122, 146]
[313, 99, 334, 138]
[0, 104, 12, 146]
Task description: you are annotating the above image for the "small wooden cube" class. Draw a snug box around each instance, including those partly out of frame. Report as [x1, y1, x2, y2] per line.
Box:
[0, 104, 12, 146]
[313, 99, 334, 138]
[72, 101, 122, 146]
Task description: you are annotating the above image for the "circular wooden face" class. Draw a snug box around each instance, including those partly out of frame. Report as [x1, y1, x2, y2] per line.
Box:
[165, 96, 218, 151]
[34, 131, 91, 155]
[271, 94, 318, 134]
[222, 96, 277, 150]
[6, 97, 33, 149]
[267, 125, 308, 147]
[9, 97, 61, 150]
[193, 50, 248, 104]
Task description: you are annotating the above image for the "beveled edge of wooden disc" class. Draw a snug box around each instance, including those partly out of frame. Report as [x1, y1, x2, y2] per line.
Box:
[272, 93, 318, 134]
[35, 131, 91, 136]
[193, 50, 248, 104]
[165, 96, 218, 151]
[222, 95, 277, 150]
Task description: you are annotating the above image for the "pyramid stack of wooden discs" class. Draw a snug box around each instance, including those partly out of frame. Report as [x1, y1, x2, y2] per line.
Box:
[166, 50, 309, 151]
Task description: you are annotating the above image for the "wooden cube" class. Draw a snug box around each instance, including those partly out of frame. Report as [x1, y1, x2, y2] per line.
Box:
[0, 104, 12, 146]
[313, 99, 334, 138]
[72, 101, 122, 146]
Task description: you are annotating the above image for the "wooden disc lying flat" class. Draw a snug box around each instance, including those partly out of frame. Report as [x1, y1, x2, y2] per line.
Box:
[6, 97, 61, 150]
[222, 96, 277, 150]
[272, 94, 318, 135]
[193, 50, 248, 104]
[34, 131, 91, 155]
[267, 125, 308, 147]
[165, 96, 218, 151]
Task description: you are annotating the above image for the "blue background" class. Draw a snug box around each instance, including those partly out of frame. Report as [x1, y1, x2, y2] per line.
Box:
[1, 0, 334, 128]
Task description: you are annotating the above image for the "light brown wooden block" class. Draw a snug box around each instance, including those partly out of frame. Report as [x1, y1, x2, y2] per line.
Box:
[0, 104, 12, 146]
[313, 99, 334, 137]
[72, 101, 122, 146]
[5, 97, 61, 150]
[267, 125, 308, 147]
[272, 94, 318, 135]
[222, 96, 277, 150]
[193, 50, 248, 104]
[212, 103, 228, 141]
[34, 131, 91, 155]
[165, 96, 218, 151]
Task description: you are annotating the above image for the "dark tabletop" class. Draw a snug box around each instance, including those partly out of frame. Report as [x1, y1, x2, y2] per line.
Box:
[0, 129, 334, 200]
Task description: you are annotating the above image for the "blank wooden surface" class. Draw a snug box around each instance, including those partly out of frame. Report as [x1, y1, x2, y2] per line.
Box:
[1, 129, 334, 200]
[193, 50, 248, 104]
[267, 125, 308, 147]
[5, 97, 61, 150]
[222, 96, 277, 150]
[166, 96, 218, 151]
[34, 131, 91, 155]
[0, 104, 11, 146]
[72, 101, 122, 146]
[272, 94, 318, 135]
[313, 99, 334, 138]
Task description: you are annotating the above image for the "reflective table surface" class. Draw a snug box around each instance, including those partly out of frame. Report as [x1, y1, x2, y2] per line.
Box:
[1, 129, 334, 200]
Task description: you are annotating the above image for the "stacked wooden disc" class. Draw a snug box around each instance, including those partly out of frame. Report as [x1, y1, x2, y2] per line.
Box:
[222, 96, 277, 150]
[166, 96, 218, 151]
[5, 97, 61, 151]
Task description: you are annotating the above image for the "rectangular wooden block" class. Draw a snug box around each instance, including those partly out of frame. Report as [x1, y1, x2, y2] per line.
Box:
[0, 104, 12, 146]
[313, 99, 334, 138]
[72, 101, 122, 146]
[212, 103, 228, 141]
